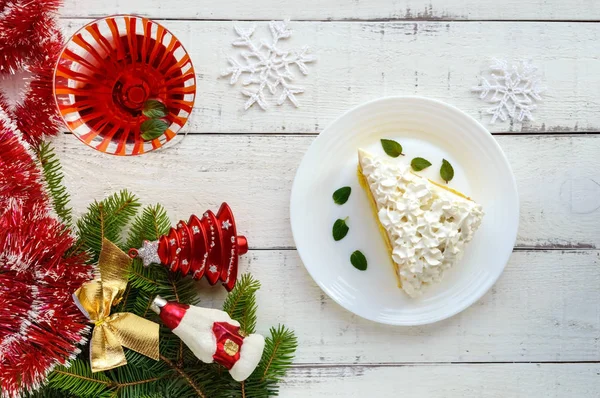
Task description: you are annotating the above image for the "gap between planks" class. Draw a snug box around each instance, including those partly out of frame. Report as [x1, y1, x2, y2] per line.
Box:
[58, 16, 600, 23]
[290, 360, 600, 368]
[60, 131, 600, 137]
[248, 247, 600, 251]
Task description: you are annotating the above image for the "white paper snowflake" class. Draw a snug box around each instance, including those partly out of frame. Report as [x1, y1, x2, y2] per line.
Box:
[472, 59, 545, 124]
[221, 19, 316, 111]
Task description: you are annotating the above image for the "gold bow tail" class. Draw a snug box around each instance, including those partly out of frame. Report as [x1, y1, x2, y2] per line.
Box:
[73, 238, 160, 372]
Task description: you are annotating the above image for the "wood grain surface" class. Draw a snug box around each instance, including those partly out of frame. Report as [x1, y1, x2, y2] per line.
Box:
[59, 19, 600, 135]
[55, 134, 600, 249]
[60, 0, 600, 21]
[46, 1, 600, 394]
[192, 249, 600, 364]
[279, 364, 600, 397]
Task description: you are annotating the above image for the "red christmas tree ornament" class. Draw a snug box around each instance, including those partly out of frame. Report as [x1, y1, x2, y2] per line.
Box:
[151, 295, 265, 382]
[129, 203, 248, 291]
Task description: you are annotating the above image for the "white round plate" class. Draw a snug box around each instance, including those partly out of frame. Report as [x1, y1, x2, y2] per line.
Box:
[290, 96, 519, 325]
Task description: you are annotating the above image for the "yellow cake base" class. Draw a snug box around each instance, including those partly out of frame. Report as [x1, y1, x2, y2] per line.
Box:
[357, 164, 403, 288]
[426, 177, 472, 200]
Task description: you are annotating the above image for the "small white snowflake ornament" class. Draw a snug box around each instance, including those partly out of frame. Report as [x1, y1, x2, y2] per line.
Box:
[472, 59, 545, 124]
[221, 19, 316, 111]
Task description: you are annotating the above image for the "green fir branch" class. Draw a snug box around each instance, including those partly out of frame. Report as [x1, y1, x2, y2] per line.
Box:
[258, 326, 298, 382]
[159, 355, 209, 398]
[243, 325, 298, 397]
[76, 190, 140, 259]
[125, 257, 200, 311]
[187, 364, 239, 398]
[35, 141, 72, 225]
[127, 259, 162, 292]
[126, 204, 171, 249]
[46, 360, 114, 397]
[105, 351, 171, 398]
[223, 273, 260, 334]
[24, 387, 78, 398]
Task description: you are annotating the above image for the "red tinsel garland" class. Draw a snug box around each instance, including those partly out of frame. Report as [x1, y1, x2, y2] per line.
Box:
[13, 25, 64, 145]
[0, 0, 61, 73]
[0, 107, 93, 398]
[0, 3, 94, 398]
[0, 0, 63, 145]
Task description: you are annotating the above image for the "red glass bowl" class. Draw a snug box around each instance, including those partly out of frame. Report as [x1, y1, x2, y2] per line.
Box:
[53, 15, 196, 155]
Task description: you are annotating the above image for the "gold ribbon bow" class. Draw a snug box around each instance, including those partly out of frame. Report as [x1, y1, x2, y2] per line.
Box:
[74, 238, 160, 372]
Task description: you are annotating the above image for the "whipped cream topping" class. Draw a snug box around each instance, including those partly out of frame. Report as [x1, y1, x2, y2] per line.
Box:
[358, 150, 484, 297]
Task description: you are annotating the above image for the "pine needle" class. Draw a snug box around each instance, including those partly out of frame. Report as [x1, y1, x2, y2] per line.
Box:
[106, 351, 170, 398]
[126, 204, 171, 249]
[223, 273, 260, 334]
[76, 190, 140, 259]
[47, 360, 114, 397]
[35, 141, 72, 225]
[259, 325, 298, 382]
[24, 388, 78, 398]
[243, 325, 298, 397]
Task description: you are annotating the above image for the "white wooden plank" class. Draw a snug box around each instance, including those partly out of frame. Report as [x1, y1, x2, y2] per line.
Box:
[59, 0, 600, 21]
[59, 19, 600, 134]
[280, 364, 600, 397]
[54, 134, 600, 249]
[199, 249, 600, 364]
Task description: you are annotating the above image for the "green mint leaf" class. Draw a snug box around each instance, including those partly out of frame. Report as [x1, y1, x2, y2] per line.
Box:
[440, 159, 455, 183]
[380, 139, 404, 158]
[332, 218, 349, 241]
[332, 186, 351, 205]
[142, 99, 168, 118]
[350, 250, 367, 271]
[140, 119, 169, 141]
[411, 157, 432, 172]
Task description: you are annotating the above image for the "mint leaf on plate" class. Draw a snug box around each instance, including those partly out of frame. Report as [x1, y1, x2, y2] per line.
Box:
[332, 218, 349, 241]
[333, 186, 351, 205]
[411, 157, 432, 172]
[350, 250, 367, 271]
[381, 139, 404, 158]
[440, 159, 455, 183]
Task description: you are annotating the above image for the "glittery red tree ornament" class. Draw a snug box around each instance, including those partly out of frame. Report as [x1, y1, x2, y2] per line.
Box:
[130, 203, 248, 291]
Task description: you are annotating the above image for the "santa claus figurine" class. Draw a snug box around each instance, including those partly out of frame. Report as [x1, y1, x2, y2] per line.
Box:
[151, 295, 265, 381]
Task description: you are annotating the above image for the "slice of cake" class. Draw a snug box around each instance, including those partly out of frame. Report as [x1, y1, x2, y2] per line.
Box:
[357, 149, 484, 297]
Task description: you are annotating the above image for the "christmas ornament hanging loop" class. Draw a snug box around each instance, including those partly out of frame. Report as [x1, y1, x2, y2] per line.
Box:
[73, 238, 160, 372]
[128, 248, 139, 258]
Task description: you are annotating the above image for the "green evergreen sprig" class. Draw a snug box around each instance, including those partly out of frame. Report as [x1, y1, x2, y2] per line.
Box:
[35, 165, 297, 398]
[76, 190, 140, 261]
[46, 360, 113, 397]
[243, 325, 298, 397]
[223, 273, 260, 335]
[35, 141, 73, 225]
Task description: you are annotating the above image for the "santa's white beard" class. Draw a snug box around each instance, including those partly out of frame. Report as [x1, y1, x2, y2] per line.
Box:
[230, 333, 265, 381]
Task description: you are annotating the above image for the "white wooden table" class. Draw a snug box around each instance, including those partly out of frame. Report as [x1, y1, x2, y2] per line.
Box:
[56, 1, 600, 396]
